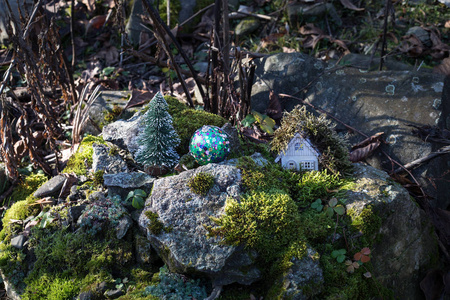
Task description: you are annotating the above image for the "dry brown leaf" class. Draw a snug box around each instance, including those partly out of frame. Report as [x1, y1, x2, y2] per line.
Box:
[399, 35, 424, 57]
[300, 24, 325, 36]
[446, 20, 450, 28]
[86, 15, 106, 33]
[434, 57, 450, 76]
[81, 0, 96, 12]
[124, 89, 154, 111]
[351, 132, 384, 150]
[349, 141, 381, 162]
[266, 90, 283, 121]
[282, 47, 297, 53]
[339, 0, 365, 11]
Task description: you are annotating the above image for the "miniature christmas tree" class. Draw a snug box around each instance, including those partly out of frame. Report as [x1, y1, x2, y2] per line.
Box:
[134, 92, 180, 169]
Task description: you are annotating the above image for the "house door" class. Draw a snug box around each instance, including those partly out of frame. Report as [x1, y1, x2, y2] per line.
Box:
[287, 160, 297, 170]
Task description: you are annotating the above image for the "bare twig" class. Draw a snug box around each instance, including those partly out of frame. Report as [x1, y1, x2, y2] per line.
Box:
[70, 0, 75, 68]
[141, 0, 205, 106]
[393, 145, 450, 174]
[379, 0, 391, 70]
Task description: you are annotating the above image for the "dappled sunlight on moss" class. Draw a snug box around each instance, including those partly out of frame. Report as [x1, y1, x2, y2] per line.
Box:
[63, 135, 106, 175]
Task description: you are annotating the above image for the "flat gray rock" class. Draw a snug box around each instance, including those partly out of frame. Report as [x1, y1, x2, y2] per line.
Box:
[92, 143, 128, 174]
[104, 172, 154, 200]
[276, 247, 324, 300]
[102, 111, 142, 155]
[11, 234, 26, 249]
[33, 174, 66, 198]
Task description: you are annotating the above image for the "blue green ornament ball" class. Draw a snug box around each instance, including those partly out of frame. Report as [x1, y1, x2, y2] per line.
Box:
[189, 126, 231, 165]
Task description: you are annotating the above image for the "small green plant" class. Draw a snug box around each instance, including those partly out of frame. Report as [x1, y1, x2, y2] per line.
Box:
[188, 172, 215, 196]
[78, 196, 126, 235]
[144, 265, 207, 299]
[325, 197, 345, 218]
[242, 111, 276, 134]
[31, 210, 55, 229]
[331, 248, 346, 263]
[126, 189, 147, 209]
[311, 199, 323, 212]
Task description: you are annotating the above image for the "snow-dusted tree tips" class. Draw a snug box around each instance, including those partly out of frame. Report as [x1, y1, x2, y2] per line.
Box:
[134, 92, 180, 168]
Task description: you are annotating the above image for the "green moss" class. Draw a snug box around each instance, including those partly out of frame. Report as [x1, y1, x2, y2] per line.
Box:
[295, 170, 341, 208]
[9, 173, 48, 203]
[20, 228, 133, 299]
[0, 173, 48, 241]
[237, 156, 301, 195]
[103, 104, 123, 124]
[271, 105, 353, 176]
[207, 189, 303, 263]
[188, 172, 215, 196]
[145, 211, 165, 235]
[347, 205, 382, 245]
[92, 170, 104, 186]
[64, 135, 106, 175]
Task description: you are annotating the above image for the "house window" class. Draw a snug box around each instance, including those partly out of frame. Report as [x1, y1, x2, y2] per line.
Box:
[301, 161, 314, 170]
[295, 143, 304, 151]
[287, 160, 297, 170]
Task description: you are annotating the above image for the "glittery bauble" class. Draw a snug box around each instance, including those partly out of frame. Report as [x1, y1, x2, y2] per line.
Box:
[189, 126, 231, 165]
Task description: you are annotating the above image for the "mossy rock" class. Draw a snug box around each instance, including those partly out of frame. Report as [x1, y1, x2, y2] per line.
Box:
[64, 135, 106, 176]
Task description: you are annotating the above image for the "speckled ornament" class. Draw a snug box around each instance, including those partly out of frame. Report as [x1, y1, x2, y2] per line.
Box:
[189, 125, 231, 165]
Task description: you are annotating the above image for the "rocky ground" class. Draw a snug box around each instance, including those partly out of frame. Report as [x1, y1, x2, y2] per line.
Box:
[0, 0, 449, 299]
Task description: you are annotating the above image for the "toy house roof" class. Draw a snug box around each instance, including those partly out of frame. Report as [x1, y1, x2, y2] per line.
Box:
[274, 132, 320, 162]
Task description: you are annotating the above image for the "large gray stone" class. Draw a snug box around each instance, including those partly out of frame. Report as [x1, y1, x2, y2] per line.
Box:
[92, 143, 128, 174]
[346, 163, 438, 300]
[33, 174, 65, 198]
[138, 162, 261, 286]
[102, 111, 142, 155]
[251, 52, 326, 114]
[251, 52, 450, 209]
[275, 247, 324, 300]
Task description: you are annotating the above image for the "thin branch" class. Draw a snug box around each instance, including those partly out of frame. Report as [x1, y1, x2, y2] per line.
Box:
[141, 0, 206, 106]
[393, 145, 450, 174]
[70, 0, 76, 68]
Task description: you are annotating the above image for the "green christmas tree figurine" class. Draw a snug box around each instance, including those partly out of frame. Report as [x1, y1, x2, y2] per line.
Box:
[134, 92, 180, 169]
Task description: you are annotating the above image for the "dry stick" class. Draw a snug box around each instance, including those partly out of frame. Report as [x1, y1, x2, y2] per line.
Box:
[141, 0, 206, 106]
[70, 0, 75, 68]
[379, 0, 391, 70]
[278, 93, 428, 200]
[178, 3, 215, 28]
[393, 145, 450, 174]
[143, 6, 192, 107]
[210, 0, 221, 115]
